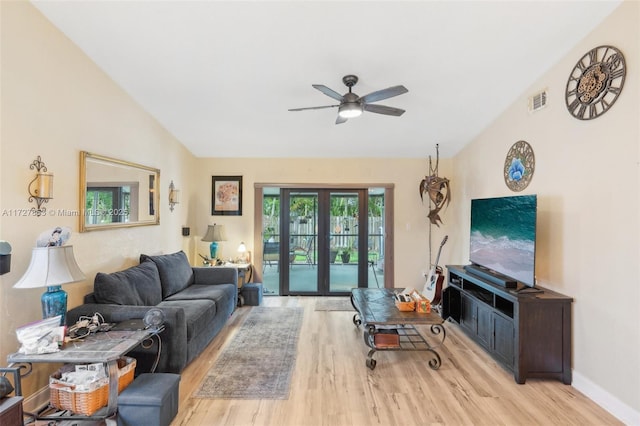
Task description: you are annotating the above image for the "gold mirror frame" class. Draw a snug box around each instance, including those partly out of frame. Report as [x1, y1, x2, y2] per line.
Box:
[79, 151, 160, 232]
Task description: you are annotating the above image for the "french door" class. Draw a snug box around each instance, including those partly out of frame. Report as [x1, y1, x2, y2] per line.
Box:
[259, 185, 389, 295]
[255, 186, 384, 295]
[280, 189, 368, 295]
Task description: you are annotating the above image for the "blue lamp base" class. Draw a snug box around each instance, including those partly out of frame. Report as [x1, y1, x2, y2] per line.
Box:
[41, 285, 67, 325]
[210, 242, 219, 259]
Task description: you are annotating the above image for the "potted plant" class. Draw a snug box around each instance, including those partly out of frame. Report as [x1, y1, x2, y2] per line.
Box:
[263, 226, 276, 242]
[339, 249, 351, 264]
[338, 242, 355, 263]
[329, 247, 339, 263]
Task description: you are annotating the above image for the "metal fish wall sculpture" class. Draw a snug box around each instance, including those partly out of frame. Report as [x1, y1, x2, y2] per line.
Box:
[419, 145, 451, 226]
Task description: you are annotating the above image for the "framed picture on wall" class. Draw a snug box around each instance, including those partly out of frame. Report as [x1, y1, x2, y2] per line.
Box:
[212, 175, 242, 216]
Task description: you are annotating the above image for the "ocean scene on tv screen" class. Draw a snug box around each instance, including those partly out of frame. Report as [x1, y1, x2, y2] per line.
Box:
[470, 195, 536, 286]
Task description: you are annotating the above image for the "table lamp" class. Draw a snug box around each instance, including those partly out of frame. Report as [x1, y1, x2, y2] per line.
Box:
[201, 224, 227, 259]
[237, 242, 249, 263]
[14, 245, 85, 325]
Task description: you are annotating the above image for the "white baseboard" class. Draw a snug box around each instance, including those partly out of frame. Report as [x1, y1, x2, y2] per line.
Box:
[22, 385, 50, 414]
[572, 370, 640, 425]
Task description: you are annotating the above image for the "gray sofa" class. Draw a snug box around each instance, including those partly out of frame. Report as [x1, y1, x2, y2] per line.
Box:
[66, 251, 237, 374]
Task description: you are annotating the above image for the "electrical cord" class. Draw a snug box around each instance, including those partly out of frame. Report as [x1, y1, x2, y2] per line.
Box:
[139, 332, 163, 373]
[67, 312, 108, 340]
[149, 334, 162, 373]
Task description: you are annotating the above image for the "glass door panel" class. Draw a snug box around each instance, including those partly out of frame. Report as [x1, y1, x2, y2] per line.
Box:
[328, 191, 363, 293]
[367, 188, 385, 288]
[287, 191, 319, 293]
[263, 187, 383, 296]
[262, 189, 281, 295]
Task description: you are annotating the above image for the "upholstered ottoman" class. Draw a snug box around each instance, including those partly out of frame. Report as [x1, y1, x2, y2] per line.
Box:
[241, 283, 263, 306]
[117, 373, 180, 426]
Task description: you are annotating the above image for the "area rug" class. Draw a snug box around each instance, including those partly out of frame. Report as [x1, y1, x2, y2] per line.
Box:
[314, 298, 354, 311]
[194, 306, 303, 399]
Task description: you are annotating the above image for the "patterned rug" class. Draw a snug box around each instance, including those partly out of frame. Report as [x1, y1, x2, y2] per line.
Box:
[314, 298, 354, 311]
[194, 306, 303, 399]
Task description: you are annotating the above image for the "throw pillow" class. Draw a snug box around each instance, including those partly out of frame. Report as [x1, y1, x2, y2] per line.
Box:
[140, 250, 194, 298]
[94, 261, 163, 306]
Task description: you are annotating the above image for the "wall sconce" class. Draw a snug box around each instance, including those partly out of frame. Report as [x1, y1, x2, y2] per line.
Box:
[169, 180, 180, 212]
[28, 156, 53, 215]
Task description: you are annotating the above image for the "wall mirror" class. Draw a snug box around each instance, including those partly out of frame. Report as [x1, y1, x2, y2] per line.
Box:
[79, 151, 160, 232]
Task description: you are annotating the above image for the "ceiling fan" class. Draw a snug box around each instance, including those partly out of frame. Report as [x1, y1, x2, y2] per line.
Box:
[289, 75, 408, 124]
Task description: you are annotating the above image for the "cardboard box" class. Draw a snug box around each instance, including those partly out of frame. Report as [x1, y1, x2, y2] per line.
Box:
[414, 298, 431, 314]
[374, 329, 400, 348]
[409, 290, 431, 314]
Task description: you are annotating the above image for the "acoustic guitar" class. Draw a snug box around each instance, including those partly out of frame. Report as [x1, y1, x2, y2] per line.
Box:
[423, 235, 448, 305]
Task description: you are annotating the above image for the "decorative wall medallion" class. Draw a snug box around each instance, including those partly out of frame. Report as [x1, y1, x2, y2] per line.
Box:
[565, 45, 626, 120]
[504, 141, 535, 192]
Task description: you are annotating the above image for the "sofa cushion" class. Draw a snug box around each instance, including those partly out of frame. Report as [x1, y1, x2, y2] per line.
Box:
[140, 251, 194, 298]
[164, 283, 236, 308]
[94, 261, 162, 306]
[157, 299, 216, 341]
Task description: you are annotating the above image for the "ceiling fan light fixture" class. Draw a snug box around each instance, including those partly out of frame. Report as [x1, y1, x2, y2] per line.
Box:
[338, 103, 362, 118]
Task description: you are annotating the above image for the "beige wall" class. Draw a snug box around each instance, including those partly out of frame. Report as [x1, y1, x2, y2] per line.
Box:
[451, 1, 639, 420]
[187, 158, 451, 278]
[0, 2, 196, 393]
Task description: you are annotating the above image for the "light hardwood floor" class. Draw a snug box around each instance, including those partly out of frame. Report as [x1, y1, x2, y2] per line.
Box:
[172, 296, 621, 426]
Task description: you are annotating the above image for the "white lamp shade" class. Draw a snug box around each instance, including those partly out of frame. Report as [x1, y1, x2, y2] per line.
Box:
[238, 242, 247, 253]
[169, 189, 180, 204]
[28, 172, 54, 200]
[36, 173, 54, 199]
[202, 224, 227, 242]
[14, 246, 85, 289]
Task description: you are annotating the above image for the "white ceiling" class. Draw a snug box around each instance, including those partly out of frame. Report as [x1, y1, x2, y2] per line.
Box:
[32, 1, 621, 159]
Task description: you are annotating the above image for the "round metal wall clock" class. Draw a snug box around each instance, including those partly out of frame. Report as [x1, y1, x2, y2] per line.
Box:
[504, 140, 535, 192]
[565, 45, 626, 120]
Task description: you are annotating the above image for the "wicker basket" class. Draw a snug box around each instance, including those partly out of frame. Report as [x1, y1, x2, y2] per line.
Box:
[49, 356, 136, 415]
[115, 357, 136, 393]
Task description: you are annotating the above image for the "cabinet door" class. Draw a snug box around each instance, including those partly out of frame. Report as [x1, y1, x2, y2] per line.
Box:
[441, 286, 461, 323]
[476, 302, 492, 347]
[492, 312, 515, 367]
[460, 294, 477, 334]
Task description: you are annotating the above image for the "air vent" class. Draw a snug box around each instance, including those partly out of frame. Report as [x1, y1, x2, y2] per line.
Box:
[528, 89, 548, 113]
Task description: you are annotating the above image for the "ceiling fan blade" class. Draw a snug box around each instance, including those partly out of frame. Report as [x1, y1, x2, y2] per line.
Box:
[360, 85, 408, 103]
[312, 84, 344, 101]
[288, 105, 339, 112]
[335, 115, 348, 125]
[363, 104, 405, 116]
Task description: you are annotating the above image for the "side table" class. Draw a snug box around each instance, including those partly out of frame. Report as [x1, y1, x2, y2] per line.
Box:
[213, 262, 252, 306]
[0, 397, 23, 426]
[7, 329, 153, 422]
[213, 262, 252, 287]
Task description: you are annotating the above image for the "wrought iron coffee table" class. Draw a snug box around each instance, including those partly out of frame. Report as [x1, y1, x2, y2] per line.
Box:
[351, 288, 446, 370]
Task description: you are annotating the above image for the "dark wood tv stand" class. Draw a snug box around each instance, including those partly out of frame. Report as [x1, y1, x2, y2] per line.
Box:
[442, 265, 572, 384]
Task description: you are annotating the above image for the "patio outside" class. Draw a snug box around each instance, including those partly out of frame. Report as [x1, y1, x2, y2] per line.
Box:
[261, 255, 384, 294]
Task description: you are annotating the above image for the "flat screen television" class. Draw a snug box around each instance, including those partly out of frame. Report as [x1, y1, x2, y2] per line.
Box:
[469, 194, 537, 287]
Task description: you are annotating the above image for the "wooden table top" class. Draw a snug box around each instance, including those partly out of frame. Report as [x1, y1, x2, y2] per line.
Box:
[351, 288, 444, 326]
